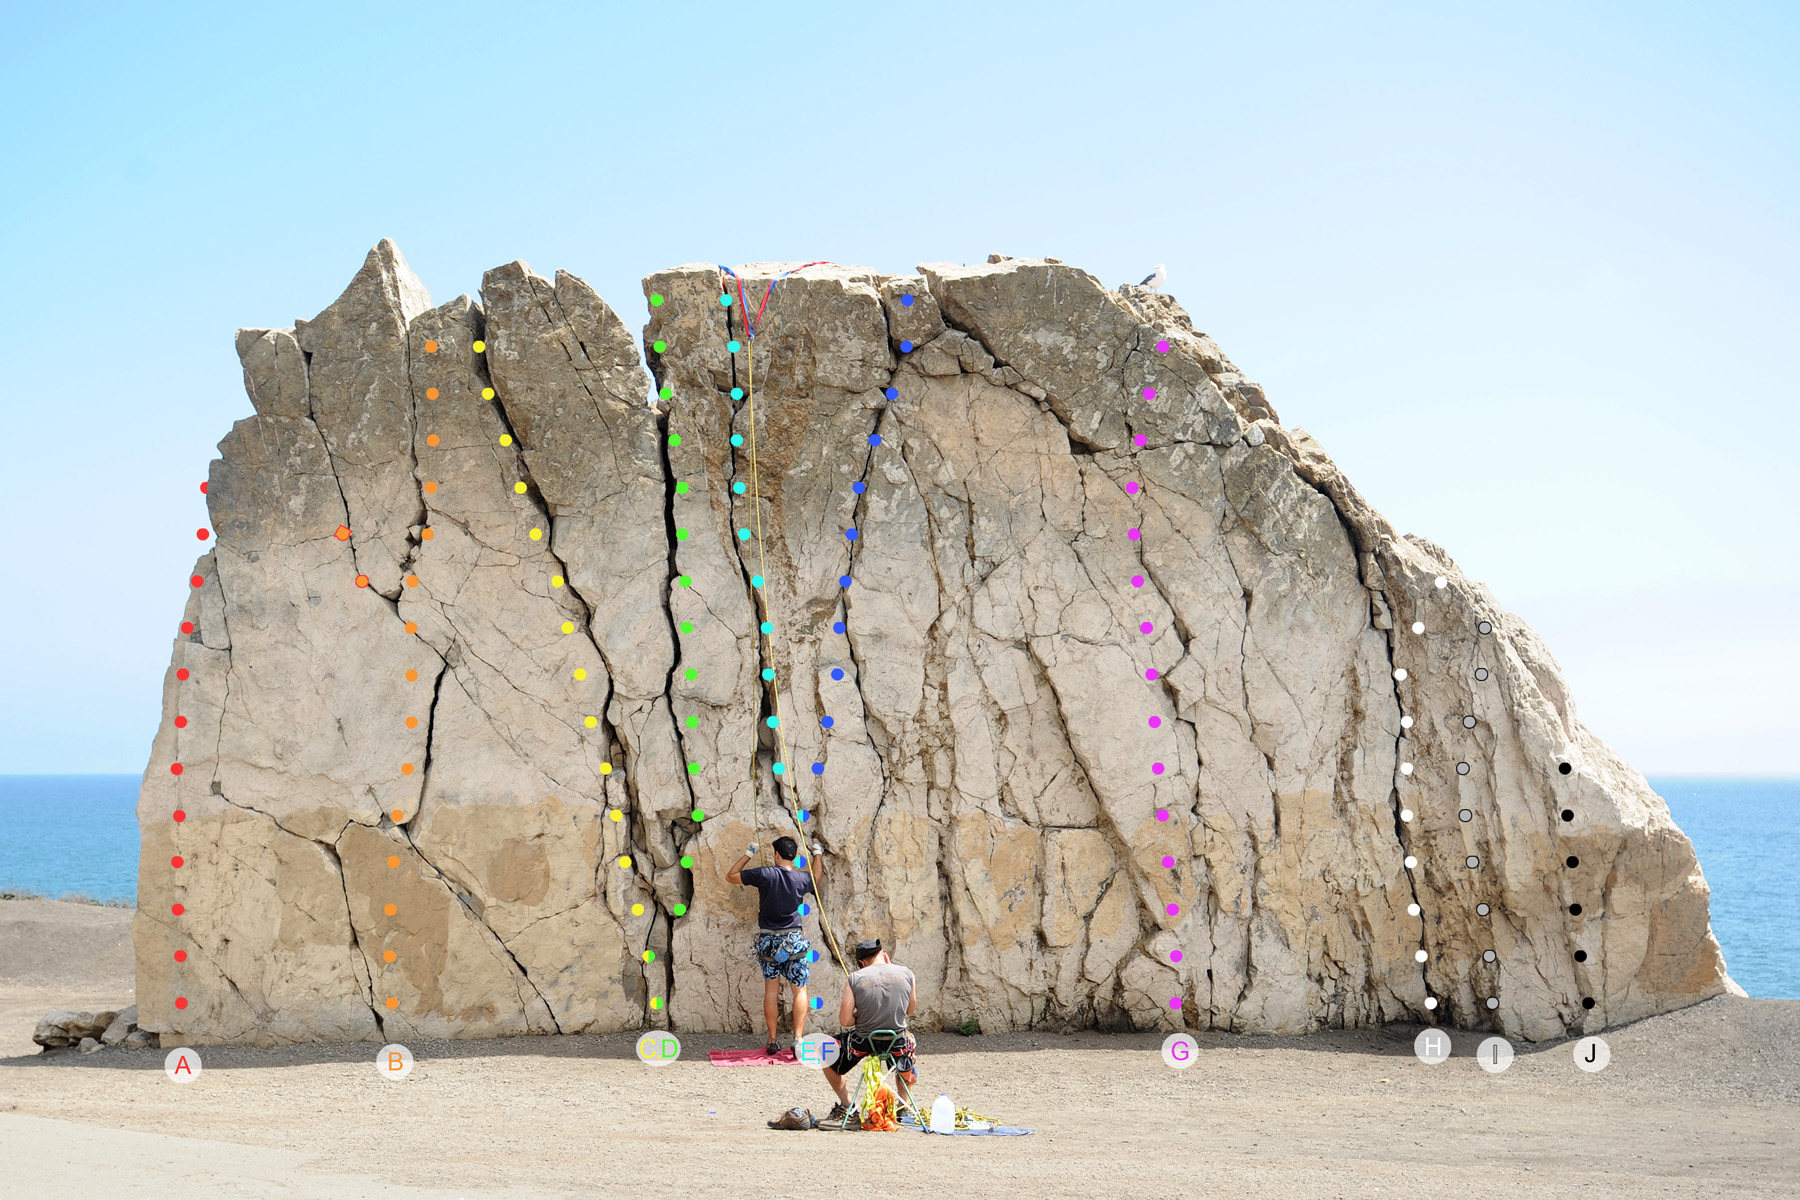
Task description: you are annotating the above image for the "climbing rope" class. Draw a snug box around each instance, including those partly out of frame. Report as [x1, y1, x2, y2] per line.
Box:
[720, 262, 851, 979]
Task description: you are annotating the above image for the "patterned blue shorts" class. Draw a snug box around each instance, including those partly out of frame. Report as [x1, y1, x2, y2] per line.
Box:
[754, 930, 812, 986]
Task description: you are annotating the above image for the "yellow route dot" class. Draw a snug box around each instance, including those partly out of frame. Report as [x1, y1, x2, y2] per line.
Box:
[551, 575, 564, 587]
[619, 855, 632, 869]
[514, 482, 528, 494]
[573, 668, 587, 681]
[584, 715, 598, 728]
[473, 340, 486, 353]
[608, 809, 622, 822]
[530, 528, 543, 541]
[562, 621, 574, 634]
[484, 388, 497, 401]
[600, 762, 613, 776]
[631, 903, 644, 916]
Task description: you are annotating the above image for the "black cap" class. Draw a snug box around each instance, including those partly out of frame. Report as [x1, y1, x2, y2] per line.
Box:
[854, 939, 883, 959]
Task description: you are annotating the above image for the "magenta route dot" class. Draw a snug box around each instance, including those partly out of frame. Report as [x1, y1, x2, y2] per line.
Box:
[1143, 386, 1156, 400]
[1133, 434, 1147, 447]
[1155, 808, 1170, 822]
[1125, 481, 1139, 495]
[1156, 339, 1170, 353]
[1131, 574, 1145, 588]
[1148, 716, 1161, 728]
[1128, 528, 1141, 541]
[1139, 621, 1153, 634]
[1146, 668, 1159, 681]
[1161, 855, 1175, 869]
[1152, 762, 1165, 775]
[1170, 949, 1183, 963]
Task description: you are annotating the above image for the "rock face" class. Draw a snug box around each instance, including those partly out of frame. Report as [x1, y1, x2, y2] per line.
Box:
[134, 242, 1733, 1045]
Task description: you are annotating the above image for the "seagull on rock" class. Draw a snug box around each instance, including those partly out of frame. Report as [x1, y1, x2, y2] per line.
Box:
[1136, 264, 1166, 290]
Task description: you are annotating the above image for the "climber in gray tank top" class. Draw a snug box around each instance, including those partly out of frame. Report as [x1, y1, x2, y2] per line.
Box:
[821, 938, 919, 1123]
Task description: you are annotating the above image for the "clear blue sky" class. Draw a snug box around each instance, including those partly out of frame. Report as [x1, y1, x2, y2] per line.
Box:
[1, 1, 1793, 775]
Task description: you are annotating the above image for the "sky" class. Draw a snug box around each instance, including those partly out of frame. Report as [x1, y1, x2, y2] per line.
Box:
[0, 1, 1794, 775]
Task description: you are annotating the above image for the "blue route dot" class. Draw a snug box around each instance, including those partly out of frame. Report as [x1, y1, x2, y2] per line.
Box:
[720, 294, 733, 307]
[832, 621, 845, 634]
[731, 388, 743, 400]
[799, 903, 811, 916]
[752, 574, 764, 587]
[772, 762, 785, 775]
[762, 669, 775, 682]
[795, 855, 807, 868]
[728, 340, 742, 352]
[810, 996, 822, 1008]
[737, 528, 751, 541]
[901, 294, 915, 307]
[775, 949, 788, 961]
[812, 762, 824, 775]
[766, 715, 779, 728]
[883, 388, 897, 400]
[900, 340, 913, 352]
[845, 529, 858, 540]
[821, 716, 835, 728]
[840, 575, 851, 587]
[869, 434, 882, 446]
[760, 621, 773, 634]
[733, 481, 746, 494]
[730, 433, 743, 446]
[852, 481, 865, 494]
[831, 668, 844, 680]
[798, 810, 809, 822]
[808, 950, 820, 963]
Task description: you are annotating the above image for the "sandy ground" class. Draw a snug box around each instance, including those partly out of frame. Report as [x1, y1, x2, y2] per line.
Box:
[1, 899, 1795, 1200]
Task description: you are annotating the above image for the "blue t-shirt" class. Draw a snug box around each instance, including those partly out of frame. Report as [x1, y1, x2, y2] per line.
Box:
[741, 866, 814, 930]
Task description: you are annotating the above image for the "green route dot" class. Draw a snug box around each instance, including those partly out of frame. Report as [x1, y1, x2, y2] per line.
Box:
[653, 340, 667, 353]
[643, 950, 656, 963]
[684, 714, 699, 727]
[675, 480, 690, 494]
[660, 386, 673, 401]
[673, 903, 688, 916]
[686, 762, 701, 775]
[680, 854, 694, 869]
[679, 575, 692, 587]
[691, 809, 705, 822]
[676, 528, 690, 541]
[684, 668, 698, 681]
[668, 433, 680, 446]
[679, 620, 693, 634]
[651, 293, 664, 307]
[651, 996, 663, 1009]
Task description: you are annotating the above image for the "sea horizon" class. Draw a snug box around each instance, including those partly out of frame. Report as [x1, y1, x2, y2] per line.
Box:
[3, 772, 1795, 999]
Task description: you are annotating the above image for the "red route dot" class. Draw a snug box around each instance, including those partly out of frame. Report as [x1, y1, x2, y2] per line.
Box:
[174, 950, 187, 962]
[175, 997, 188, 1010]
[190, 575, 204, 588]
[172, 809, 186, 822]
[334, 524, 351, 541]
[174, 715, 187, 728]
[171, 903, 184, 916]
[196, 529, 210, 541]
[171, 855, 184, 868]
[199, 482, 208, 494]
[170, 763, 183, 775]
[179, 622, 195, 634]
[175, 668, 190, 681]
[355, 574, 370, 588]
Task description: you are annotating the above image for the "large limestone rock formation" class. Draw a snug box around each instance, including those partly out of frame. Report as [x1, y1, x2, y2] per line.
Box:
[134, 242, 1733, 1045]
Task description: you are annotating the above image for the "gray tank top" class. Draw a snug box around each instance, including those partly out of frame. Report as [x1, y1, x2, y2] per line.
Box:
[848, 963, 915, 1037]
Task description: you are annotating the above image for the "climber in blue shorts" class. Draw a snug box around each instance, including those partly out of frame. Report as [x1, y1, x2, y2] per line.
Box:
[727, 834, 824, 1056]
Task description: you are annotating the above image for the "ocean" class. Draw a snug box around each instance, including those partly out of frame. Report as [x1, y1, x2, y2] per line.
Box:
[1, 773, 1794, 998]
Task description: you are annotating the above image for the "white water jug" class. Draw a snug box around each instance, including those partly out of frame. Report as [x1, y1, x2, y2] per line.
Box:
[929, 1091, 955, 1133]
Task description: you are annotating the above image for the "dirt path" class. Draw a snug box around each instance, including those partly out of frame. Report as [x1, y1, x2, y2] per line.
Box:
[2, 899, 1794, 1199]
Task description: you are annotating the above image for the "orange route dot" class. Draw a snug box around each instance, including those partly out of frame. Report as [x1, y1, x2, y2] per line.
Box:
[425, 387, 440, 400]
[387, 856, 400, 869]
[400, 762, 415, 776]
[421, 528, 434, 541]
[424, 340, 438, 353]
[386, 997, 399, 1009]
[405, 669, 419, 681]
[383, 950, 397, 963]
[404, 621, 418, 635]
[334, 524, 351, 541]
[404, 574, 419, 588]
[424, 481, 439, 495]
[425, 433, 440, 446]
[405, 716, 419, 729]
[391, 808, 404, 821]
[355, 575, 370, 588]
[384, 903, 397, 916]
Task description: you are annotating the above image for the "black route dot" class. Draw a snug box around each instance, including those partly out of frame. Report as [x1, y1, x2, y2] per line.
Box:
[1569, 903, 1583, 916]
[1581, 997, 1595, 1010]
[1566, 855, 1580, 868]
[1574, 950, 1588, 963]
[1558, 762, 1573, 775]
[1561, 809, 1574, 822]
